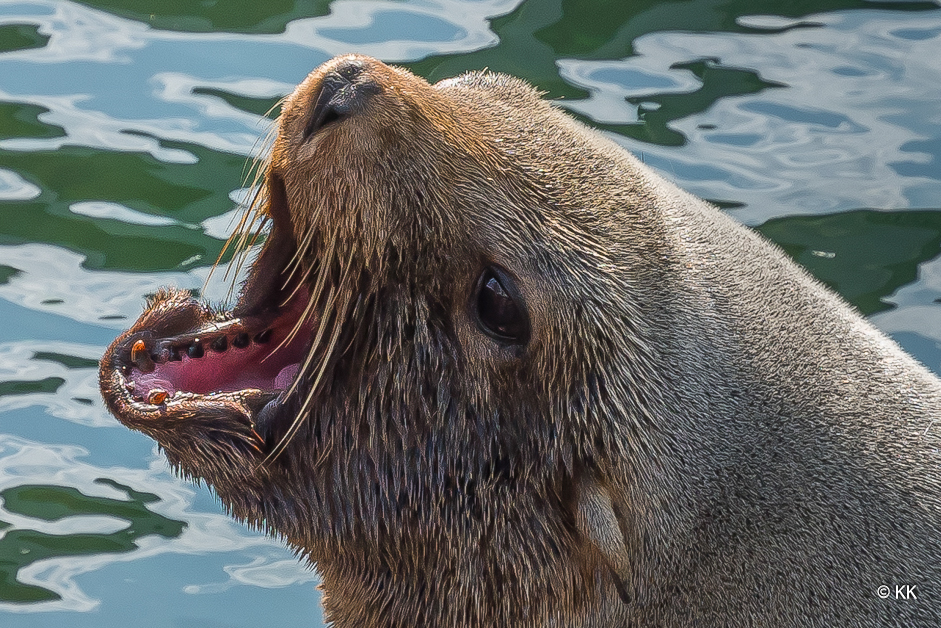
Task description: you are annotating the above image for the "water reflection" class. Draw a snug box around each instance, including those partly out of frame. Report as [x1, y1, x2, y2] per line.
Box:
[758, 209, 941, 316]
[892, 137, 941, 181]
[0, 23, 48, 54]
[0, 0, 940, 625]
[0, 134, 245, 272]
[0, 479, 186, 604]
[73, 0, 332, 34]
[0, 244, 237, 329]
[535, 0, 939, 58]
[0, 437, 319, 619]
[561, 56, 787, 146]
[597, 10, 941, 225]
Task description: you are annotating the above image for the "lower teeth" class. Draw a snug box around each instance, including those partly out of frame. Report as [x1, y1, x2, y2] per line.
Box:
[148, 389, 169, 405]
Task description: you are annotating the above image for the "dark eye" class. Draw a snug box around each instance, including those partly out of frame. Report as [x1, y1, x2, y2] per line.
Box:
[474, 267, 530, 344]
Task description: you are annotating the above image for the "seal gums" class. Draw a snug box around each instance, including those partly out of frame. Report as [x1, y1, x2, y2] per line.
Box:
[118, 299, 307, 404]
[101, 176, 315, 433]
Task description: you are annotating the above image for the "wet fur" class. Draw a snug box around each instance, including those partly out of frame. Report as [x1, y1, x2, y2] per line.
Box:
[107, 56, 941, 626]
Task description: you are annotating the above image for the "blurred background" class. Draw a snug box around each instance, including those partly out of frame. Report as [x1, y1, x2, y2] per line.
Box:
[0, 0, 939, 625]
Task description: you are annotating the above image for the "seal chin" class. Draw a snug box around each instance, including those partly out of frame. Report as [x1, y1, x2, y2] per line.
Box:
[98, 232, 314, 448]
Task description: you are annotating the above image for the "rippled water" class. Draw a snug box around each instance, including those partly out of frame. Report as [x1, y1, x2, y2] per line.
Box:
[1, 0, 939, 625]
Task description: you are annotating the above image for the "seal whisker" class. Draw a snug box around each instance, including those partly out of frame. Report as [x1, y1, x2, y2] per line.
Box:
[276, 289, 319, 358]
[280, 235, 358, 385]
[206, 190, 262, 300]
[266, 290, 349, 465]
[285, 285, 337, 398]
[303, 227, 340, 308]
[235, 212, 267, 272]
[280, 224, 317, 300]
[219, 201, 269, 304]
[211, 117, 276, 295]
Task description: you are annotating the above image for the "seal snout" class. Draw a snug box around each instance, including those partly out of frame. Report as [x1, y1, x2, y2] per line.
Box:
[304, 59, 381, 140]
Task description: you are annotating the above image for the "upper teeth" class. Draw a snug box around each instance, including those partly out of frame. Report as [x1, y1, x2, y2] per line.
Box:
[127, 328, 274, 368]
[131, 339, 156, 373]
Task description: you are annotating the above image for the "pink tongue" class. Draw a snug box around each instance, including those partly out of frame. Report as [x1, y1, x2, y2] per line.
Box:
[134, 375, 177, 397]
[129, 351, 302, 400]
[275, 364, 300, 390]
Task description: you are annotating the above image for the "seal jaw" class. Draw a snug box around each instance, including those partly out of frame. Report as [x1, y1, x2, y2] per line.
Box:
[100, 54, 636, 626]
[99, 232, 315, 456]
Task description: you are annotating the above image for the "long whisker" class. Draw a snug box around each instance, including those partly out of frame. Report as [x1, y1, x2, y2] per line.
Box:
[261, 289, 349, 467]
[282, 190, 329, 292]
[264, 221, 333, 361]
[216, 113, 275, 246]
[281, 221, 317, 295]
[204, 183, 259, 296]
[220, 212, 267, 304]
[282, 231, 356, 392]
[259, 230, 362, 466]
[209, 106, 282, 299]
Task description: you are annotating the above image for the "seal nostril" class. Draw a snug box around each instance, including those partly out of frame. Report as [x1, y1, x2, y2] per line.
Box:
[303, 60, 379, 140]
[305, 77, 348, 138]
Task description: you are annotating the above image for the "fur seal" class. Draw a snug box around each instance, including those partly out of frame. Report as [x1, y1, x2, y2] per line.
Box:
[99, 54, 941, 626]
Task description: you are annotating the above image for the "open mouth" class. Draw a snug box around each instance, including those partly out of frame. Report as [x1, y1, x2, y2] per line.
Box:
[123, 314, 303, 405]
[100, 206, 316, 439]
[115, 291, 309, 411]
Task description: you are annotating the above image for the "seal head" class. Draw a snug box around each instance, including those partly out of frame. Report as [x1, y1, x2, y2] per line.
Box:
[100, 55, 941, 626]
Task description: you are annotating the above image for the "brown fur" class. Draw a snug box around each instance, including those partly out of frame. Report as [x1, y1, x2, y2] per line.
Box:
[101, 55, 941, 626]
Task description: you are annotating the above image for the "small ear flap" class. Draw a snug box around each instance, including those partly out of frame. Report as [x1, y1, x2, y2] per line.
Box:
[574, 476, 632, 603]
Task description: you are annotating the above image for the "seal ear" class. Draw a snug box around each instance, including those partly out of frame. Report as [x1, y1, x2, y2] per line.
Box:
[574, 476, 632, 604]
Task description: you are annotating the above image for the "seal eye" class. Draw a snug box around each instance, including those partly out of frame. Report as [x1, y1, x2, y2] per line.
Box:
[474, 268, 530, 344]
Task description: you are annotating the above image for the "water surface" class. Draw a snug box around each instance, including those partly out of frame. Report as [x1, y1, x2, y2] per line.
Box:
[1, 0, 940, 625]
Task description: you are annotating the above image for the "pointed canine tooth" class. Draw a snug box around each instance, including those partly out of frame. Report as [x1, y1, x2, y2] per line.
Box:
[253, 329, 272, 344]
[148, 389, 169, 405]
[131, 339, 156, 373]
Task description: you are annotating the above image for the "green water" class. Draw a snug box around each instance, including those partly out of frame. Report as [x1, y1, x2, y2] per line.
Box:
[0, 0, 939, 625]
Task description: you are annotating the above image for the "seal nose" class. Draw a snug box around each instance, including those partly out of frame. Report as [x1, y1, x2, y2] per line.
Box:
[304, 60, 379, 140]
